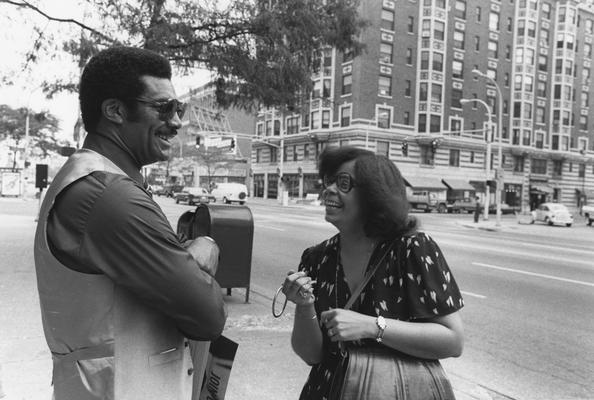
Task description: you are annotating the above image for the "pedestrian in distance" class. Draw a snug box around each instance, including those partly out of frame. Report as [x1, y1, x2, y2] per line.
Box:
[281, 146, 464, 400]
[33, 46, 227, 400]
[474, 195, 481, 223]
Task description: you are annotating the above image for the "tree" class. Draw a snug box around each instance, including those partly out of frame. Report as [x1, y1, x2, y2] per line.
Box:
[1, 0, 366, 111]
[0, 104, 63, 158]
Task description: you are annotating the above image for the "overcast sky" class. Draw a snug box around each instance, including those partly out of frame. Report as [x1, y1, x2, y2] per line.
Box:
[0, 1, 210, 141]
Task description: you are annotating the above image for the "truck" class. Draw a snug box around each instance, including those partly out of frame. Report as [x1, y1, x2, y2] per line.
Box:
[583, 203, 594, 226]
[406, 188, 448, 213]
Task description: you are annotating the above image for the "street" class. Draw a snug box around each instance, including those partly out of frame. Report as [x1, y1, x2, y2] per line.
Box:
[0, 196, 593, 400]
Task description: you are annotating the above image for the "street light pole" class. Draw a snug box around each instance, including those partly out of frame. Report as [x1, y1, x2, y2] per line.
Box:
[461, 98, 492, 221]
[472, 69, 503, 226]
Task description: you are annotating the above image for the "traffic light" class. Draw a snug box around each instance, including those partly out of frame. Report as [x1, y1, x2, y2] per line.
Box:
[401, 141, 408, 156]
[431, 139, 438, 153]
[35, 164, 48, 189]
[230, 138, 236, 150]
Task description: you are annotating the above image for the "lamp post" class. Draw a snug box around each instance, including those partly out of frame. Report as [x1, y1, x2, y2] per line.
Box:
[472, 69, 503, 226]
[460, 98, 492, 221]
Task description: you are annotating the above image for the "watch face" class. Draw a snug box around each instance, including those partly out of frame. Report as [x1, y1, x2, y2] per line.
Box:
[377, 316, 387, 329]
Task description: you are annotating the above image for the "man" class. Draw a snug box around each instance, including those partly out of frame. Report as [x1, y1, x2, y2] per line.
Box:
[474, 196, 481, 223]
[33, 46, 227, 400]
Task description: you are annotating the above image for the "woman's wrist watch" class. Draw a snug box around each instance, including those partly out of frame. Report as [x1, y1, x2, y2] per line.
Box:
[375, 316, 387, 343]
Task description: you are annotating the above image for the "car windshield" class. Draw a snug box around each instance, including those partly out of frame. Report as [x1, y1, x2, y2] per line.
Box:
[549, 204, 566, 211]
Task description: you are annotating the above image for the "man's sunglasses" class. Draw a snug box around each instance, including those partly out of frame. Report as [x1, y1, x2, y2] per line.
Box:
[323, 172, 356, 193]
[134, 97, 187, 121]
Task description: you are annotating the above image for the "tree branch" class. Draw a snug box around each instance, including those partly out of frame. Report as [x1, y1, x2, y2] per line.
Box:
[0, 0, 117, 44]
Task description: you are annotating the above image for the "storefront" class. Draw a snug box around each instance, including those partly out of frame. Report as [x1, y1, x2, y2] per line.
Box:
[529, 183, 554, 210]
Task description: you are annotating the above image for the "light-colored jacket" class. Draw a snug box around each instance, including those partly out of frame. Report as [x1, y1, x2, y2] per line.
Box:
[34, 149, 196, 400]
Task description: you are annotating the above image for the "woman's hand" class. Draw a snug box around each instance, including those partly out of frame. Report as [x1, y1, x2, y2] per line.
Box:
[282, 270, 316, 306]
[321, 309, 376, 342]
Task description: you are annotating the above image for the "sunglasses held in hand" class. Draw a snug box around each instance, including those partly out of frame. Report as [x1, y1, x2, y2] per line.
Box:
[134, 97, 187, 121]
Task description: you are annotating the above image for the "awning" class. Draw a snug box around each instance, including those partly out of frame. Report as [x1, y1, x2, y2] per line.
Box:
[441, 178, 475, 191]
[576, 189, 594, 199]
[404, 176, 446, 189]
[530, 184, 554, 194]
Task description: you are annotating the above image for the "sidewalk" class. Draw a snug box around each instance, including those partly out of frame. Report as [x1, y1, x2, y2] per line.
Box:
[0, 196, 505, 400]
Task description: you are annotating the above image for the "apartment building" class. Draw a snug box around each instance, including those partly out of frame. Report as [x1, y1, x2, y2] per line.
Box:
[249, 0, 594, 212]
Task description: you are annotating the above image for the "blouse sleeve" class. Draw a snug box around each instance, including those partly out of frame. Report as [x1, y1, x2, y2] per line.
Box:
[401, 232, 464, 320]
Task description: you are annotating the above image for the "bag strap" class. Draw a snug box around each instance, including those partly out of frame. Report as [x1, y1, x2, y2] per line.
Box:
[343, 241, 394, 311]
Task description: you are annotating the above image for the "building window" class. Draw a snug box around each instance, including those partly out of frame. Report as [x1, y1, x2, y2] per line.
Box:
[470, 151, 475, 163]
[585, 43, 592, 59]
[488, 40, 498, 58]
[376, 140, 389, 157]
[434, 21, 445, 40]
[433, 52, 444, 71]
[287, 116, 299, 134]
[489, 11, 500, 31]
[553, 160, 563, 176]
[377, 108, 391, 129]
[536, 107, 545, 124]
[378, 76, 392, 96]
[292, 145, 298, 161]
[407, 16, 414, 33]
[340, 106, 351, 127]
[431, 83, 442, 103]
[404, 111, 411, 125]
[523, 129, 531, 146]
[381, 9, 395, 31]
[455, 0, 466, 19]
[430, 115, 441, 133]
[449, 149, 460, 166]
[342, 74, 352, 95]
[542, 2, 551, 20]
[274, 120, 281, 135]
[582, 92, 589, 108]
[538, 55, 547, 71]
[476, 6, 481, 22]
[451, 87, 463, 108]
[321, 110, 330, 129]
[418, 114, 427, 132]
[420, 82, 428, 101]
[405, 80, 412, 96]
[420, 145, 435, 165]
[311, 110, 320, 130]
[535, 132, 544, 148]
[406, 48, 413, 65]
[270, 147, 278, 162]
[256, 148, 261, 163]
[380, 42, 393, 64]
[531, 159, 547, 174]
[586, 19, 593, 34]
[580, 115, 588, 131]
[257, 123, 263, 136]
[451, 118, 462, 135]
[517, 19, 525, 37]
[537, 81, 546, 97]
[512, 155, 523, 172]
[323, 79, 331, 98]
[453, 30, 465, 49]
[474, 36, 480, 51]
[421, 51, 430, 70]
[507, 17, 513, 32]
[452, 60, 464, 79]
[504, 72, 510, 87]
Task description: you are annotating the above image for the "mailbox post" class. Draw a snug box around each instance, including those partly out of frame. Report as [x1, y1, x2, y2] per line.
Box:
[177, 204, 254, 302]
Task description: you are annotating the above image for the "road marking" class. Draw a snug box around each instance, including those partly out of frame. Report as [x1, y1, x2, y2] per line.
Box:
[257, 224, 285, 231]
[473, 262, 594, 288]
[460, 290, 486, 299]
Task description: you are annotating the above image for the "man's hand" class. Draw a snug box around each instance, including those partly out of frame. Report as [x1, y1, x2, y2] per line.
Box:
[184, 236, 220, 276]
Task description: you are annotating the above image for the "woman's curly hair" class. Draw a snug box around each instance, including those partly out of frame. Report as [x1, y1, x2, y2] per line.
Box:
[318, 146, 417, 239]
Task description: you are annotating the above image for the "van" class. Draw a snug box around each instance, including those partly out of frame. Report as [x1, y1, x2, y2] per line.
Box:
[211, 182, 248, 205]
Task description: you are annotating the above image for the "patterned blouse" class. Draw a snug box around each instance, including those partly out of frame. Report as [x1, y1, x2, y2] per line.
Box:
[297, 232, 464, 400]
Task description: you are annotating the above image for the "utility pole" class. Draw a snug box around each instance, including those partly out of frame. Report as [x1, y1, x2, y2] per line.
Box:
[473, 69, 503, 226]
[461, 98, 493, 221]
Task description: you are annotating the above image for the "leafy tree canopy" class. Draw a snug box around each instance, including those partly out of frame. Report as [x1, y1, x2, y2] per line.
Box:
[1, 0, 366, 112]
[0, 104, 64, 157]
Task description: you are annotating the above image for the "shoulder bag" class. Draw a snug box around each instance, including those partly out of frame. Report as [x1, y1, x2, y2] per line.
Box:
[328, 242, 456, 400]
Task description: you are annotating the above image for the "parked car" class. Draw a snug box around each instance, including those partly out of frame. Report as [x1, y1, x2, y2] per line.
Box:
[174, 186, 215, 205]
[210, 182, 248, 205]
[488, 202, 514, 214]
[154, 184, 183, 197]
[449, 198, 477, 213]
[531, 203, 574, 227]
[582, 203, 594, 226]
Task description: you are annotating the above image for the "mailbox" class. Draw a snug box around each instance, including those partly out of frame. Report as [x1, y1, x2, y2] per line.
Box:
[177, 204, 254, 302]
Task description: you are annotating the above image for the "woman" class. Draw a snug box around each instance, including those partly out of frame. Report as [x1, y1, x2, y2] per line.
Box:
[282, 146, 464, 399]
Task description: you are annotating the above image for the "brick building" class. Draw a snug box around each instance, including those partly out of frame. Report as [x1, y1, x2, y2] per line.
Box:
[249, 0, 594, 213]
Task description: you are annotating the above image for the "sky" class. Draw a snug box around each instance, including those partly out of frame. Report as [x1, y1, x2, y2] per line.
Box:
[0, 1, 211, 142]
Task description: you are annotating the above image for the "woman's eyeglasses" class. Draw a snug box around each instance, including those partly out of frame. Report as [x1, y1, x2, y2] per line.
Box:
[323, 172, 356, 193]
[134, 97, 187, 121]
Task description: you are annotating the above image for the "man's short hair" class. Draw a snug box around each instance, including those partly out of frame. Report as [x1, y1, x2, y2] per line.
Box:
[79, 46, 172, 132]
